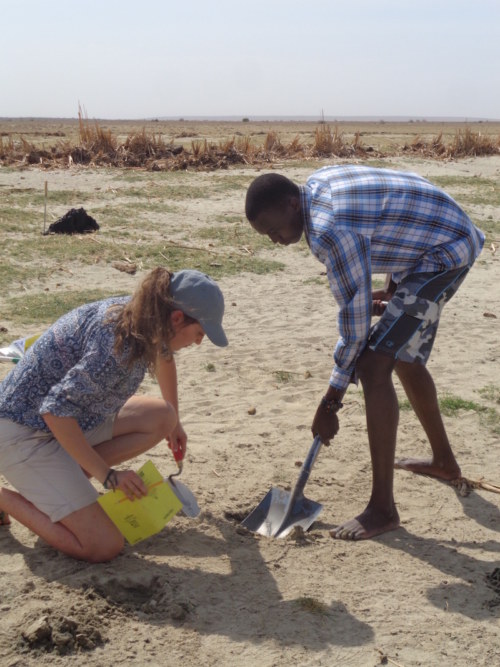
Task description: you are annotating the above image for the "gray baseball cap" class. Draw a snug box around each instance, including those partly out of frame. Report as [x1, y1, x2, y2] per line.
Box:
[170, 269, 228, 347]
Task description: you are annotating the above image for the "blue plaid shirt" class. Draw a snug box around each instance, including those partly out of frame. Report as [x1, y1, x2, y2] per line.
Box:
[300, 165, 485, 391]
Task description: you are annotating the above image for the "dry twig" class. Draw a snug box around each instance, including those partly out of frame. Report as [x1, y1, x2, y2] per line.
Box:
[450, 477, 500, 497]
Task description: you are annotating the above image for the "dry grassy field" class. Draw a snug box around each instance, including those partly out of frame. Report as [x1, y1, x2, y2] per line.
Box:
[1, 120, 499, 667]
[1, 117, 500, 164]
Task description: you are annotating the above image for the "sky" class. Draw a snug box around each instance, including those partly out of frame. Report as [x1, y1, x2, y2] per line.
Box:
[1, 0, 499, 120]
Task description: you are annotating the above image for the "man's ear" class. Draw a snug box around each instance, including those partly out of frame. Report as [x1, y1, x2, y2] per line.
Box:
[170, 309, 185, 329]
[289, 195, 301, 212]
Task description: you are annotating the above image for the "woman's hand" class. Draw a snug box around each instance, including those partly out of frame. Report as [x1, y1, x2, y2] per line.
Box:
[168, 422, 187, 463]
[106, 469, 148, 501]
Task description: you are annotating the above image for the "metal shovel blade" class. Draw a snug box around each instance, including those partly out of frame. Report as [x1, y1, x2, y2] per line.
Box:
[241, 486, 322, 537]
[241, 436, 323, 538]
[166, 478, 200, 518]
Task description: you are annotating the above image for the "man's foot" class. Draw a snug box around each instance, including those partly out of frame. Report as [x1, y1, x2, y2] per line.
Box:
[330, 506, 400, 540]
[395, 457, 461, 481]
[0, 511, 11, 526]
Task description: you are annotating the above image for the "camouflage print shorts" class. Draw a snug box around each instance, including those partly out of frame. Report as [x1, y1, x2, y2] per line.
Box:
[367, 266, 470, 364]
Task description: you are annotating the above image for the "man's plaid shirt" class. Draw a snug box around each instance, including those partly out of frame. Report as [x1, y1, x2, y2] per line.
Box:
[299, 165, 485, 390]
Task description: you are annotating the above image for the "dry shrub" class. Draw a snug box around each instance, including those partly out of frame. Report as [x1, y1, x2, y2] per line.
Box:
[448, 128, 500, 157]
[20, 137, 52, 164]
[191, 139, 206, 158]
[123, 130, 182, 167]
[234, 134, 255, 157]
[404, 132, 447, 157]
[124, 130, 163, 157]
[287, 135, 305, 156]
[313, 124, 362, 157]
[78, 105, 117, 158]
[1, 115, 499, 171]
[402, 129, 499, 159]
[263, 131, 285, 155]
[219, 138, 236, 153]
[0, 134, 15, 158]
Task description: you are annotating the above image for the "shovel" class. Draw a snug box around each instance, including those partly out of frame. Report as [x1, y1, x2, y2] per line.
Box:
[241, 435, 323, 538]
[165, 446, 200, 518]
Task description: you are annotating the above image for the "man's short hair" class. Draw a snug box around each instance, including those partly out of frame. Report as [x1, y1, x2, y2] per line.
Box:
[245, 173, 299, 221]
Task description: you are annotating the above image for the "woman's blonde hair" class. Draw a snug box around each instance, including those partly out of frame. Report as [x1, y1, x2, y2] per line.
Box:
[108, 267, 195, 373]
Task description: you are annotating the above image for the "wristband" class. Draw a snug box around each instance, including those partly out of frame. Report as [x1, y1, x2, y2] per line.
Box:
[321, 396, 343, 413]
[103, 468, 118, 491]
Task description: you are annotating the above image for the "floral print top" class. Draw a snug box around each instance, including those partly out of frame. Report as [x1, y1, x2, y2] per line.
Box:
[0, 297, 147, 433]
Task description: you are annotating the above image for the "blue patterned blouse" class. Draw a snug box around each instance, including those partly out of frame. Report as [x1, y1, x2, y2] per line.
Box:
[0, 297, 147, 433]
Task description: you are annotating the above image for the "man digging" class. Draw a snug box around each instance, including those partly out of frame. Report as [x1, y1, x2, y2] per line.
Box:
[245, 165, 484, 540]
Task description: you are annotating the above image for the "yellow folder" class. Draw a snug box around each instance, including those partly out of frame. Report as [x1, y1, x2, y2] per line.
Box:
[98, 460, 182, 545]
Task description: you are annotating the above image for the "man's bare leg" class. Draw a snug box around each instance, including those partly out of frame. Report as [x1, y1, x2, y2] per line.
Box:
[331, 350, 401, 541]
[394, 361, 461, 480]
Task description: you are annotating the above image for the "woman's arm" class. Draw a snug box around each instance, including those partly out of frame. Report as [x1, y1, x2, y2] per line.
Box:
[155, 355, 179, 413]
[42, 413, 146, 499]
[43, 413, 109, 482]
[154, 355, 187, 461]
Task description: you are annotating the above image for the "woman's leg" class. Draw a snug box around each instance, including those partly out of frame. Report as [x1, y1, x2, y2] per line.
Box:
[91, 395, 177, 467]
[0, 487, 123, 562]
[0, 396, 176, 560]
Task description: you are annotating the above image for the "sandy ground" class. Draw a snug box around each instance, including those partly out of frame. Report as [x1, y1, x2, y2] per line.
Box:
[1, 157, 499, 666]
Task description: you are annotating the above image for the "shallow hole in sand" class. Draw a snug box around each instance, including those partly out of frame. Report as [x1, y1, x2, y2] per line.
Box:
[223, 509, 253, 523]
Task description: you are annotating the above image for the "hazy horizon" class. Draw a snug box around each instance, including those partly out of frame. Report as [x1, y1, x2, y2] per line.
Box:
[1, 1, 499, 120]
[1, 115, 499, 123]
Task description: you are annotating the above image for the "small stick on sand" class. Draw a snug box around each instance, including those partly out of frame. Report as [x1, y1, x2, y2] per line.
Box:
[450, 477, 500, 497]
[43, 181, 48, 234]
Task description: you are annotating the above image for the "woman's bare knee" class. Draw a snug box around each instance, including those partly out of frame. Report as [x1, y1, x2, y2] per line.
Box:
[62, 504, 125, 562]
[144, 400, 177, 444]
[82, 533, 125, 563]
[114, 396, 177, 440]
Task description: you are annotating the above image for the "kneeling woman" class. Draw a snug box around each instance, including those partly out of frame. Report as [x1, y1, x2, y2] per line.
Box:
[0, 268, 228, 562]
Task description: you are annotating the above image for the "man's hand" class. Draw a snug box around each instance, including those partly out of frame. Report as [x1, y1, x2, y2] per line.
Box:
[372, 299, 388, 316]
[311, 400, 340, 446]
[372, 273, 396, 309]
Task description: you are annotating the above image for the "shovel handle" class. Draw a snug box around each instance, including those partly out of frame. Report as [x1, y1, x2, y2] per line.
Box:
[292, 435, 323, 498]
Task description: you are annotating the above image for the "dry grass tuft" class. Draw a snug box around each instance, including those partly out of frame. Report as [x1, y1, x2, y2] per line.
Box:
[313, 124, 362, 157]
[448, 128, 500, 157]
[1, 114, 499, 171]
[78, 105, 117, 158]
[403, 128, 500, 159]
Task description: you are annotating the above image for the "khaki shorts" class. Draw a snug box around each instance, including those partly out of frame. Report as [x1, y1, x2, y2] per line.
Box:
[0, 416, 115, 523]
